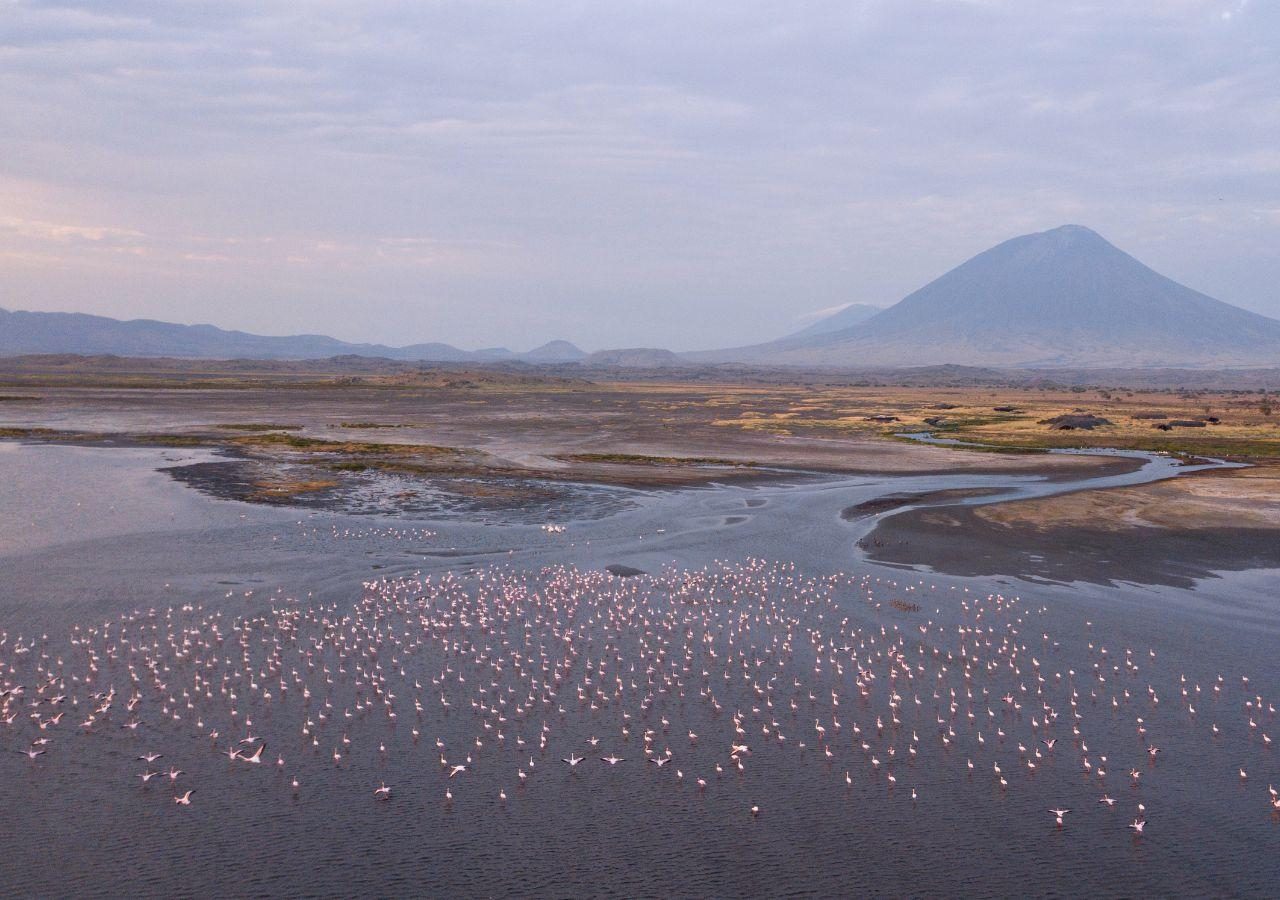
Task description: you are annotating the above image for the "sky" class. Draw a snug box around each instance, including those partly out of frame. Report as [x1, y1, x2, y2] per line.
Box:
[1, 0, 1277, 352]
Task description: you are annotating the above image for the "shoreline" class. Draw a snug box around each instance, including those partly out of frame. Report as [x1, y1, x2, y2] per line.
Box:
[0, 422, 1144, 498]
[2, 377, 1274, 582]
[860, 464, 1280, 586]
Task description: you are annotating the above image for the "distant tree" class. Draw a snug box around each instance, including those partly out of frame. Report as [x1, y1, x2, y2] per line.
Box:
[1261, 396, 1273, 417]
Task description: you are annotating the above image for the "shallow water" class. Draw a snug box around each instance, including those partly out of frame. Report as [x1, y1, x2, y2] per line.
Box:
[0, 443, 1277, 898]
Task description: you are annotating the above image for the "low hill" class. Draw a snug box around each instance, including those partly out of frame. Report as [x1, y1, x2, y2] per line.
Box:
[0, 307, 581, 364]
[583, 348, 683, 368]
[522, 340, 587, 362]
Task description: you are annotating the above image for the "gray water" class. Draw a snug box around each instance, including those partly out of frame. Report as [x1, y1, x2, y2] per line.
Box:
[0, 442, 1276, 898]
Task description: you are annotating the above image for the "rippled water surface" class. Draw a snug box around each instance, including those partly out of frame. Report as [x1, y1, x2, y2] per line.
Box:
[0, 443, 1277, 899]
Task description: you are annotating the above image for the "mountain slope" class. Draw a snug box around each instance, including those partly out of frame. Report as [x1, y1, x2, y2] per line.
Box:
[714, 226, 1280, 368]
[783, 303, 884, 340]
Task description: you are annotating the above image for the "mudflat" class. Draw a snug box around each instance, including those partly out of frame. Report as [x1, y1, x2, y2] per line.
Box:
[3, 360, 1278, 581]
[862, 464, 1280, 586]
[0, 373, 1144, 495]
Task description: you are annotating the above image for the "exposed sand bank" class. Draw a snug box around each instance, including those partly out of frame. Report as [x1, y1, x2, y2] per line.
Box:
[862, 466, 1280, 586]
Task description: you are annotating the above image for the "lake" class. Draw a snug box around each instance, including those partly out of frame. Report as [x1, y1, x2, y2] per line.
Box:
[1, 442, 1276, 898]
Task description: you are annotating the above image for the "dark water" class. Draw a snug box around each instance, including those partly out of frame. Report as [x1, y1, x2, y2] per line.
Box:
[0, 443, 1277, 898]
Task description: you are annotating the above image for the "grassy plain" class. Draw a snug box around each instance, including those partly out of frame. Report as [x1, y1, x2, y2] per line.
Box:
[702, 383, 1279, 461]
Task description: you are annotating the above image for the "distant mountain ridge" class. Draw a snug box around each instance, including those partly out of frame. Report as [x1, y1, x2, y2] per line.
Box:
[6, 225, 1277, 369]
[0, 307, 583, 364]
[694, 225, 1280, 368]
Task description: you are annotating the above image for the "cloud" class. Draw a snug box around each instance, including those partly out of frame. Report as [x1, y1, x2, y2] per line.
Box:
[0, 0, 1277, 350]
[0, 216, 145, 243]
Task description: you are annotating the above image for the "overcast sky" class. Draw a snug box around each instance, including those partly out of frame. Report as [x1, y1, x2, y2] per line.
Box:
[2, 1, 1277, 351]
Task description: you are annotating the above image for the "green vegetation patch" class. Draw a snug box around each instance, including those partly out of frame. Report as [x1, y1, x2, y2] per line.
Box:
[943, 431, 1280, 460]
[920, 414, 1026, 432]
[248, 477, 342, 501]
[131, 433, 208, 447]
[0, 426, 57, 438]
[231, 431, 459, 457]
[887, 433, 1047, 455]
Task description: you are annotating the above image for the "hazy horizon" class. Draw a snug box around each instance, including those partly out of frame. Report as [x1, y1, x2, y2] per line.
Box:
[3, 1, 1277, 351]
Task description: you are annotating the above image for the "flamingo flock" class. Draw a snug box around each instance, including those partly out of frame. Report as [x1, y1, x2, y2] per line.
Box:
[1, 559, 1277, 842]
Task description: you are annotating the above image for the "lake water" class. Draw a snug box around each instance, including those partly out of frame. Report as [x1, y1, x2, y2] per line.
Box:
[0, 442, 1276, 898]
